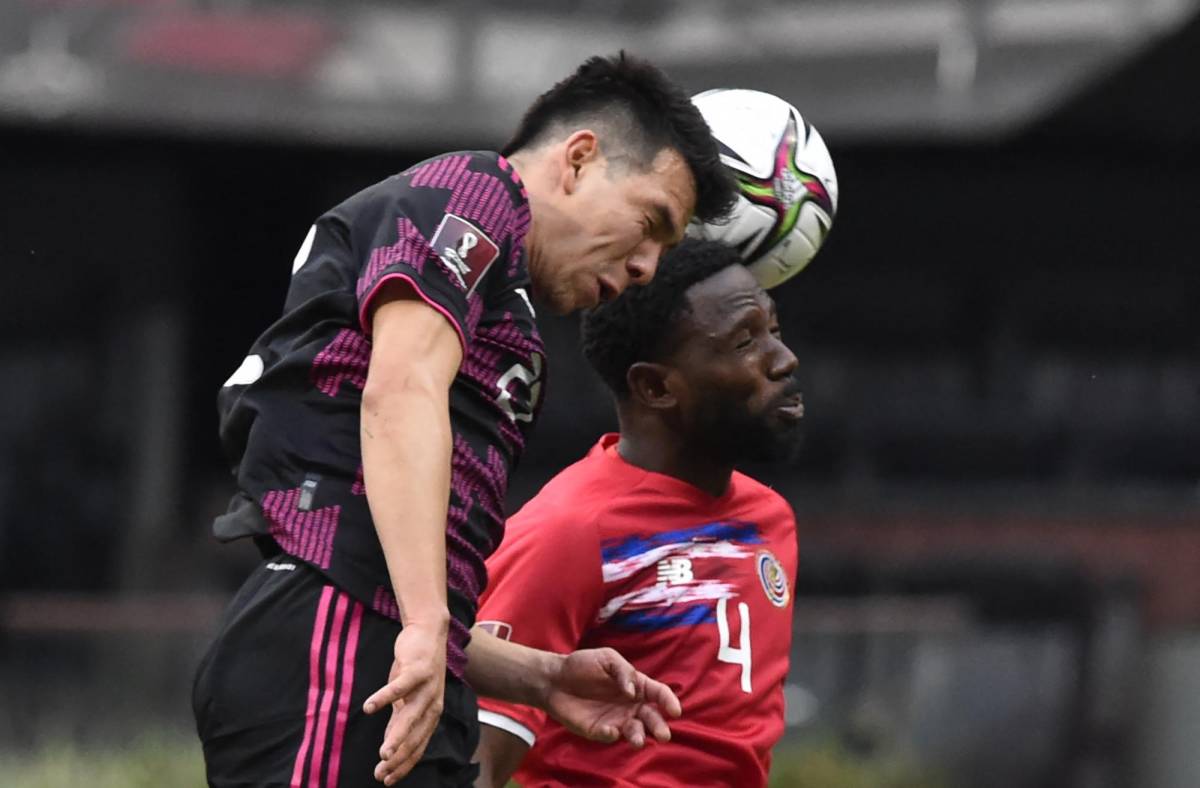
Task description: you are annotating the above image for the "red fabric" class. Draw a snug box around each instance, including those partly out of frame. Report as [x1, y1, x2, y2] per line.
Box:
[477, 434, 798, 787]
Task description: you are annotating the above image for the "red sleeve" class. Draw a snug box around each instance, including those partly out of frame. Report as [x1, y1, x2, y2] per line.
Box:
[475, 493, 605, 742]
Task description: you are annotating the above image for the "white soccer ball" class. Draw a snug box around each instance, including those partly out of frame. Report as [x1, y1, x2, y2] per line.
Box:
[690, 88, 839, 289]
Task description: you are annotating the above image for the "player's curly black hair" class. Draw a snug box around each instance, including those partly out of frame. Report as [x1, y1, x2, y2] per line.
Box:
[502, 52, 737, 225]
[581, 237, 742, 399]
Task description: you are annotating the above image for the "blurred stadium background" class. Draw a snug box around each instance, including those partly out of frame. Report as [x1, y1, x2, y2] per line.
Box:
[1, 1, 1198, 786]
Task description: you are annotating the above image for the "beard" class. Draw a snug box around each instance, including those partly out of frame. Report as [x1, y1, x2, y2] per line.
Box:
[690, 378, 805, 466]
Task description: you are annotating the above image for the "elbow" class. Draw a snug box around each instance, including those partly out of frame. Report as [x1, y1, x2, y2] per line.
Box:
[359, 370, 451, 447]
[361, 369, 445, 414]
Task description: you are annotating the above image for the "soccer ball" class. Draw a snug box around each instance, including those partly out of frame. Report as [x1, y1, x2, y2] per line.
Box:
[690, 89, 839, 289]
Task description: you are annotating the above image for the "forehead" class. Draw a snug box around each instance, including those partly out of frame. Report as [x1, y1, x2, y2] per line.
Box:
[678, 265, 771, 335]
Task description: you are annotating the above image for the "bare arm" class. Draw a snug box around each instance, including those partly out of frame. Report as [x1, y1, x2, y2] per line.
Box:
[466, 626, 561, 708]
[467, 627, 683, 787]
[474, 724, 529, 788]
[360, 282, 463, 785]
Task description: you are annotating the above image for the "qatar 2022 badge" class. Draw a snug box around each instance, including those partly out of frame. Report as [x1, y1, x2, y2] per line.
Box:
[757, 550, 790, 608]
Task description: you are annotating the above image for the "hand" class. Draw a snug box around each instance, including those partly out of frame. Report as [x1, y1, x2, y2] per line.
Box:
[540, 647, 682, 748]
[363, 621, 448, 785]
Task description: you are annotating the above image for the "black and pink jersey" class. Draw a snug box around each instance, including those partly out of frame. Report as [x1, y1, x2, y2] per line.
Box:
[214, 151, 545, 678]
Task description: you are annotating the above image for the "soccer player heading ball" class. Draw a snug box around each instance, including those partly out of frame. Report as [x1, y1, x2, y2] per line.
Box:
[194, 53, 737, 787]
[475, 238, 802, 787]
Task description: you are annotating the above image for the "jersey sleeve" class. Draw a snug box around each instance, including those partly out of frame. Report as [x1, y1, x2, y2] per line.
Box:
[352, 152, 528, 352]
[475, 496, 606, 744]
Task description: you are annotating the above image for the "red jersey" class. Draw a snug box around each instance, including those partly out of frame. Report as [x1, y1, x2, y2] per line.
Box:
[477, 434, 797, 787]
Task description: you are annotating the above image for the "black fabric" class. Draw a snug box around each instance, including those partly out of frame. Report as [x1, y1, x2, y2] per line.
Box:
[194, 558, 480, 788]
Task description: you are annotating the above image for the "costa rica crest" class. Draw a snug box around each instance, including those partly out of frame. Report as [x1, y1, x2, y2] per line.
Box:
[756, 550, 790, 607]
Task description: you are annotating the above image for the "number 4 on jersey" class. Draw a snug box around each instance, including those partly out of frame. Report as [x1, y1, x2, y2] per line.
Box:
[717, 597, 752, 694]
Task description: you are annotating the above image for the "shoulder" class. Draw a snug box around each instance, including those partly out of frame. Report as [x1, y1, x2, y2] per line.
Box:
[333, 151, 527, 221]
[732, 472, 795, 524]
[405, 151, 527, 209]
[406, 150, 525, 192]
[485, 452, 615, 596]
[505, 447, 633, 543]
[511, 453, 609, 524]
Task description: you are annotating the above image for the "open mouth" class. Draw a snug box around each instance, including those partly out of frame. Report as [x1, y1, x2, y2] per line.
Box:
[596, 278, 617, 304]
[776, 393, 805, 421]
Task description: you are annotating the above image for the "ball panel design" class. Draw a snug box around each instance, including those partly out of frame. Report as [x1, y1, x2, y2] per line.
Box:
[690, 88, 839, 289]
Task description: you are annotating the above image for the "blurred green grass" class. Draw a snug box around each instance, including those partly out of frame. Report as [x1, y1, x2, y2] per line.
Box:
[0, 737, 948, 788]
[0, 735, 205, 788]
[768, 740, 951, 788]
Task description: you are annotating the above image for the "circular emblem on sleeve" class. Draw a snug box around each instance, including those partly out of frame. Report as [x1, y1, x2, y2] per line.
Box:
[757, 550, 790, 608]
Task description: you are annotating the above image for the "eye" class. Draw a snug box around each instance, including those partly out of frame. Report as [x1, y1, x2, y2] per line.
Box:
[770, 323, 783, 338]
[735, 332, 754, 350]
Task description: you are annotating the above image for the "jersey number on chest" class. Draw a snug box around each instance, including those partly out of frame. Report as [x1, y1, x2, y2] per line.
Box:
[716, 597, 752, 694]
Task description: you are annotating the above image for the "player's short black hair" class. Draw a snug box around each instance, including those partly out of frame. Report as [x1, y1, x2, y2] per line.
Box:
[502, 52, 737, 225]
[582, 237, 742, 399]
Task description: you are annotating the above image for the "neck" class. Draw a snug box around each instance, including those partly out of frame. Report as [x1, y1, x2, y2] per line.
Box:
[615, 411, 734, 498]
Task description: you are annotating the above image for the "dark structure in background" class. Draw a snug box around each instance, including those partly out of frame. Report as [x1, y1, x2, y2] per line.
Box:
[3, 128, 1194, 581]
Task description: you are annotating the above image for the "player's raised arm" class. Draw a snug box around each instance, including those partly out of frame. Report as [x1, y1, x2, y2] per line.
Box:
[360, 282, 463, 785]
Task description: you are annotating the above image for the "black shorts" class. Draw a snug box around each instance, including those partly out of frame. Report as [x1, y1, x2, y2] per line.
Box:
[193, 557, 479, 788]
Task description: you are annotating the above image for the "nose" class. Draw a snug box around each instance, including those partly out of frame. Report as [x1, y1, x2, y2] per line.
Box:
[625, 240, 663, 286]
[769, 337, 799, 380]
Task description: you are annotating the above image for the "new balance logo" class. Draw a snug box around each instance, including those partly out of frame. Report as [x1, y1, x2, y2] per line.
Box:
[656, 557, 694, 586]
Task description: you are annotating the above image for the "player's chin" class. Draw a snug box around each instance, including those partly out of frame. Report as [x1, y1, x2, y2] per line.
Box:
[563, 281, 603, 313]
[541, 287, 581, 316]
[763, 418, 804, 457]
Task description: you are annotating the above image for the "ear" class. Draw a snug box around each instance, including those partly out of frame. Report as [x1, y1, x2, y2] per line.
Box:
[626, 361, 680, 411]
[560, 129, 600, 195]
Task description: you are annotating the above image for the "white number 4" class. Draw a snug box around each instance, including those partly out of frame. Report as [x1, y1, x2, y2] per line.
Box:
[716, 597, 752, 694]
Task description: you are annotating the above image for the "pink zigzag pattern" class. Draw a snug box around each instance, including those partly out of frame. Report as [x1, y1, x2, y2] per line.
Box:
[447, 434, 508, 596]
[504, 207, 531, 277]
[311, 328, 370, 397]
[372, 586, 400, 620]
[407, 155, 531, 276]
[459, 318, 546, 448]
[495, 155, 532, 275]
[446, 618, 470, 678]
[357, 217, 437, 301]
[261, 488, 340, 570]
[496, 155, 528, 200]
[462, 296, 486, 343]
[370, 587, 472, 680]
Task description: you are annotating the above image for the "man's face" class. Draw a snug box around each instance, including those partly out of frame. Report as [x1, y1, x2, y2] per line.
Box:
[668, 265, 803, 464]
[534, 144, 696, 314]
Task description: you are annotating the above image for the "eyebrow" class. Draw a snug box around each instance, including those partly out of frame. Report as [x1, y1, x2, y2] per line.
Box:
[717, 293, 777, 334]
[716, 298, 761, 331]
[654, 202, 683, 245]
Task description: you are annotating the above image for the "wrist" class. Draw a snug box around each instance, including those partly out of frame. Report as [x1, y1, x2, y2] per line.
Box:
[400, 606, 451, 636]
[531, 650, 566, 710]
